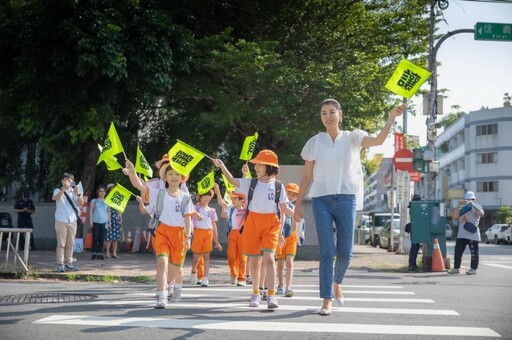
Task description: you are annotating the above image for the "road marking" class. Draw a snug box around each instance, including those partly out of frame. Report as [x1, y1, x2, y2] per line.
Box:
[128, 293, 435, 303]
[34, 315, 500, 337]
[270, 284, 405, 289]
[482, 263, 512, 270]
[183, 287, 415, 295]
[90, 300, 457, 315]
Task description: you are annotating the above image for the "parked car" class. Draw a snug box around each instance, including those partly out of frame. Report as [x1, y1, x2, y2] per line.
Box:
[504, 223, 512, 245]
[446, 224, 453, 240]
[483, 223, 509, 244]
[355, 213, 370, 244]
[378, 219, 400, 250]
[369, 212, 392, 247]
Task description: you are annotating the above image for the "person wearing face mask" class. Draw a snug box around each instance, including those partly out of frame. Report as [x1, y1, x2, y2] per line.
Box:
[294, 98, 406, 316]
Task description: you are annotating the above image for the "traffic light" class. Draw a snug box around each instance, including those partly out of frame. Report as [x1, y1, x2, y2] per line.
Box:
[413, 147, 427, 173]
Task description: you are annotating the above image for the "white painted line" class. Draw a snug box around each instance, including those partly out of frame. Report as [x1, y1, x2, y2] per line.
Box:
[90, 301, 457, 315]
[395, 157, 413, 162]
[127, 293, 434, 304]
[183, 288, 415, 295]
[268, 284, 405, 289]
[34, 315, 500, 337]
[482, 263, 512, 270]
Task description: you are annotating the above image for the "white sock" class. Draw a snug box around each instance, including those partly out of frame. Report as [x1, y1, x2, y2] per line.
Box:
[157, 290, 165, 297]
[174, 284, 182, 289]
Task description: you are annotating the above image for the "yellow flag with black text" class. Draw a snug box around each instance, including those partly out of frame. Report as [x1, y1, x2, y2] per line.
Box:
[239, 132, 258, 161]
[135, 145, 153, 179]
[197, 171, 215, 195]
[222, 174, 235, 192]
[97, 122, 125, 167]
[97, 144, 122, 170]
[168, 140, 205, 176]
[105, 183, 133, 213]
[385, 59, 431, 99]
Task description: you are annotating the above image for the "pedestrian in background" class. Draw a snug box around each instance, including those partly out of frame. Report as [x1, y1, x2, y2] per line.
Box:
[52, 173, 83, 273]
[89, 185, 108, 260]
[407, 194, 424, 272]
[104, 183, 122, 258]
[449, 191, 484, 275]
[13, 189, 36, 250]
[294, 98, 405, 316]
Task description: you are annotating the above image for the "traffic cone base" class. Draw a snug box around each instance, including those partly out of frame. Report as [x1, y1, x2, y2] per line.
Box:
[431, 238, 446, 272]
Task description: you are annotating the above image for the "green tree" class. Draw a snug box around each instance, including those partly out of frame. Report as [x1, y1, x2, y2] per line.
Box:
[496, 206, 512, 224]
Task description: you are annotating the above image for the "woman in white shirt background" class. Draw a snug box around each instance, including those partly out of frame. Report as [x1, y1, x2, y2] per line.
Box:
[294, 98, 405, 315]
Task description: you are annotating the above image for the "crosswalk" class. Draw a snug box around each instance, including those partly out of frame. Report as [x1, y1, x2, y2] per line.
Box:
[33, 282, 502, 337]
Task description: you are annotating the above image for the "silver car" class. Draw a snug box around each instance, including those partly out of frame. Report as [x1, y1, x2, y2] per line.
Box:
[378, 219, 400, 250]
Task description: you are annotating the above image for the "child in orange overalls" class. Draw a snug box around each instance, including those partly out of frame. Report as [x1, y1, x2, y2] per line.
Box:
[213, 150, 291, 309]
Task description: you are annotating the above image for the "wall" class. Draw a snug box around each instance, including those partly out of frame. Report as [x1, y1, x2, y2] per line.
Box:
[0, 200, 321, 260]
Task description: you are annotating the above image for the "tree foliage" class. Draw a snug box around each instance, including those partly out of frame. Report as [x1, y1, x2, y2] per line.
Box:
[496, 206, 512, 224]
[0, 0, 431, 199]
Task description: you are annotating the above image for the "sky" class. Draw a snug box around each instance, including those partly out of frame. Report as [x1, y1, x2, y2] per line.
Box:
[369, 0, 512, 158]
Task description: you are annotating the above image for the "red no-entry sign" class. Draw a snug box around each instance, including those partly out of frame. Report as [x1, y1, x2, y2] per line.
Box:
[393, 149, 414, 172]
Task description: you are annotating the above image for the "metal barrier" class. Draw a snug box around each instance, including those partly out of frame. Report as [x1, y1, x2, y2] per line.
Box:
[0, 228, 32, 272]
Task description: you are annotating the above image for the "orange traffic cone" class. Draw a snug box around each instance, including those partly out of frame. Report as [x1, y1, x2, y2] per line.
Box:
[431, 238, 446, 272]
[125, 229, 133, 252]
[84, 228, 93, 250]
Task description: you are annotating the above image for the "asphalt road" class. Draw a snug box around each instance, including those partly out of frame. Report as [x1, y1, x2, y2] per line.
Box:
[0, 241, 511, 339]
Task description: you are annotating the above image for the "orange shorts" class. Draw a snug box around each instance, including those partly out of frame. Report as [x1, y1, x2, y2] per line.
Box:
[242, 211, 280, 257]
[153, 223, 186, 267]
[191, 228, 213, 254]
[276, 231, 298, 260]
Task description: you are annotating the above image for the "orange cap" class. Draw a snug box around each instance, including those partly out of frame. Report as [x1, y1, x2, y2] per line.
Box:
[285, 183, 299, 194]
[229, 191, 246, 199]
[155, 154, 169, 169]
[249, 149, 279, 168]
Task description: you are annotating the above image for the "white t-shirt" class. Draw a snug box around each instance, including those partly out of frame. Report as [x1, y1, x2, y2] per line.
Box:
[457, 201, 484, 242]
[193, 205, 218, 230]
[147, 187, 194, 227]
[236, 178, 288, 214]
[301, 130, 367, 209]
[144, 179, 190, 215]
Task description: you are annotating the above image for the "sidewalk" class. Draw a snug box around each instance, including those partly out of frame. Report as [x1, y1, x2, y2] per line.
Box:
[2, 244, 409, 281]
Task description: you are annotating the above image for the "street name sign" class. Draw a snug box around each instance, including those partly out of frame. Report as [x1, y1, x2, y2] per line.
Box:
[475, 22, 512, 42]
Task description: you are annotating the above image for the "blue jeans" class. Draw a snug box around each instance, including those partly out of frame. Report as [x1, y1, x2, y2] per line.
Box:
[312, 194, 356, 299]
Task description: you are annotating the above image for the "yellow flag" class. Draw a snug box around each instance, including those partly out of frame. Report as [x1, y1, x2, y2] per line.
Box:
[385, 59, 431, 99]
[105, 183, 133, 213]
[168, 140, 205, 176]
[135, 145, 153, 178]
[239, 132, 259, 161]
[221, 174, 235, 192]
[97, 122, 125, 165]
[197, 170, 215, 195]
[223, 190, 232, 205]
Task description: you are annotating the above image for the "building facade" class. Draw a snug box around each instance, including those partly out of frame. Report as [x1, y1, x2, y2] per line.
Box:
[364, 157, 393, 212]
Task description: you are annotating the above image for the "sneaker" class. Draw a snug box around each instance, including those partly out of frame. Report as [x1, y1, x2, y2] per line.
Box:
[260, 289, 268, 301]
[155, 293, 167, 309]
[408, 265, 419, 272]
[172, 285, 182, 302]
[98, 254, 105, 260]
[64, 264, 78, 272]
[466, 268, 477, 275]
[230, 277, 237, 285]
[167, 284, 174, 301]
[201, 278, 210, 287]
[276, 286, 284, 295]
[56, 264, 65, 273]
[249, 294, 261, 307]
[285, 289, 295, 297]
[237, 281, 246, 287]
[267, 296, 279, 309]
[190, 272, 198, 285]
[91, 254, 97, 260]
[246, 276, 252, 284]
[448, 268, 460, 274]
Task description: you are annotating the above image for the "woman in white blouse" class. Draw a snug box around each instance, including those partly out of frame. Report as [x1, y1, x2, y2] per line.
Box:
[294, 98, 405, 315]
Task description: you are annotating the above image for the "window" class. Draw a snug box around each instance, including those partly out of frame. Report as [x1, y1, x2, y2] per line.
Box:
[477, 152, 497, 164]
[476, 124, 498, 136]
[477, 181, 499, 192]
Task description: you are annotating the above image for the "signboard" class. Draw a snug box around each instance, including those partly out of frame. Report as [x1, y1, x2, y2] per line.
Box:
[396, 171, 411, 205]
[393, 149, 414, 172]
[475, 22, 512, 42]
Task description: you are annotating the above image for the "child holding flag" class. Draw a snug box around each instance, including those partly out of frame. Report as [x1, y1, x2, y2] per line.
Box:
[276, 183, 301, 297]
[214, 183, 248, 286]
[213, 150, 290, 309]
[124, 159, 194, 309]
[190, 188, 222, 287]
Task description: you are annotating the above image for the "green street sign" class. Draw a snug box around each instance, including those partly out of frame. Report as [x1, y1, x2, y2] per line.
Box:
[475, 22, 512, 42]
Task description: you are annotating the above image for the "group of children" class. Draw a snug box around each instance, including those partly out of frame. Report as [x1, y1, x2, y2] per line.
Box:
[123, 149, 303, 309]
